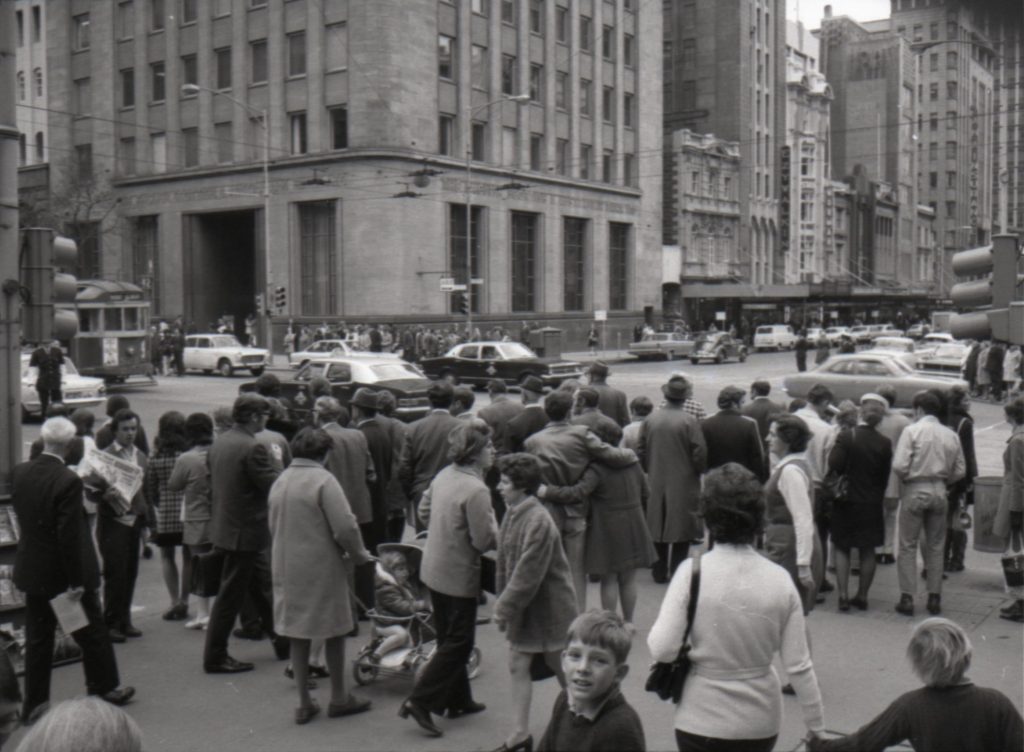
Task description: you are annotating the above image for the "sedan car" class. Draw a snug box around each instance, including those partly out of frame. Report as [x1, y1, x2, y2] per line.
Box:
[288, 339, 355, 368]
[863, 336, 918, 369]
[183, 334, 270, 377]
[628, 332, 697, 361]
[906, 323, 931, 340]
[782, 353, 967, 408]
[825, 326, 851, 345]
[869, 324, 905, 341]
[241, 356, 432, 423]
[689, 333, 748, 365]
[418, 342, 583, 387]
[916, 342, 970, 378]
[21, 353, 105, 421]
[848, 325, 874, 344]
[914, 332, 956, 358]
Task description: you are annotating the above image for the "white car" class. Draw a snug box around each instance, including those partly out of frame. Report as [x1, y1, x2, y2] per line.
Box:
[753, 325, 797, 351]
[915, 332, 956, 357]
[825, 326, 851, 345]
[864, 336, 918, 369]
[288, 339, 355, 368]
[21, 353, 106, 420]
[183, 334, 269, 377]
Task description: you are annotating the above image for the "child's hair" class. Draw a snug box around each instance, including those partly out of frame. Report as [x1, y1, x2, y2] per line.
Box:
[566, 609, 633, 665]
[629, 395, 654, 418]
[379, 550, 408, 575]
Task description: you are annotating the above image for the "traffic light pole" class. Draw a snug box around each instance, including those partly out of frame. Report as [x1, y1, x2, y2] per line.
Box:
[0, 3, 21, 496]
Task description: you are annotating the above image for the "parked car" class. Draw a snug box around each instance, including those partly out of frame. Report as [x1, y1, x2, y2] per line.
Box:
[914, 332, 956, 357]
[806, 327, 825, 342]
[690, 333, 748, 364]
[628, 332, 697, 361]
[906, 322, 932, 339]
[869, 323, 905, 340]
[288, 339, 355, 368]
[182, 334, 270, 377]
[418, 341, 583, 387]
[241, 356, 432, 423]
[916, 342, 971, 378]
[782, 353, 967, 408]
[753, 324, 797, 351]
[825, 326, 851, 345]
[848, 325, 874, 344]
[21, 353, 106, 421]
[864, 336, 918, 369]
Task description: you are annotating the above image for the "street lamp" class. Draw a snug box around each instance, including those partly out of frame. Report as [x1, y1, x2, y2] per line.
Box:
[181, 83, 272, 350]
[463, 94, 529, 336]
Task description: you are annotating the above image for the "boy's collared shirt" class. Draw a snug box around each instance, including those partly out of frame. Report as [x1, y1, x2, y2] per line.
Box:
[567, 686, 621, 723]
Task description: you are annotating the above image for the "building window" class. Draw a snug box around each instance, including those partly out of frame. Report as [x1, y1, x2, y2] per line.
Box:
[215, 122, 233, 163]
[580, 16, 593, 52]
[31, 5, 41, 42]
[555, 71, 568, 110]
[132, 216, 160, 311]
[151, 132, 166, 173]
[472, 0, 488, 16]
[288, 32, 306, 77]
[120, 138, 136, 175]
[529, 0, 543, 33]
[472, 45, 487, 89]
[946, 141, 957, 159]
[530, 133, 543, 170]
[946, 81, 957, 100]
[250, 0, 267, 7]
[325, 23, 348, 70]
[529, 64, 543, 101]
[121, 69, 135, 107]
[929, 113, 938, 131]
[602, 86, 613, 122]
[439, 34, 455, 80]
[34, 132, 43, 160]
[449, 205, 483, 313]
[75, 144, 93, 183]
[472, 122, 487, 161]
[502, 127, 517, 166]
[602, 26, 614, 60]
[929, 171, 938, 188]
[623, 154, 635, 187]
[290, 112, 307, 154]
[181, 55, 198, 88]
[502, 54, 516, 95]
[563, 217, 586, 311]
[947, 111, 957, 131]
[681, 38, 696, 67]
[150, 62, 165, 102]
[33, 68, 42, 97]
[329, 107, 348, 150]
[17, 133, 26, 166]
[580, 79, 592, 116]
[251, 41, 268, 83]
[946, 171, 955, 188]
[929, 142, 937, 161]
[16, 10, 23, 46]
[299, 201, 338, 315]
[555, 6, 568, 42]
[501, 0, 515, 24]
[946, 201, 956, 218]
[439, 115, 454, 156]
[930, 21, 939, 40]
[215, 48, 232, 88]
[74, 14, 91, 50]
[117, 2, 134, 38]
[580, 143, 592, 179]
[511, 212, 538, 312]
[183, 127, 199, 166]
[681, 80, 696, 109]
[602, 150, 613, 183]
[181, 0, 197, 23]
[930, 82, 938, 101]
[151, 0, 165, 30]
[929, 53, 938, 73]
[214, 0, 231, 16]
[623, 34, 634, 67]
[623, 92, 634, 127]
[556, 138, 569, 175]
[608, 223, 629, 310]
[73, 78, 92, 117]
[16, 72, 25, 101]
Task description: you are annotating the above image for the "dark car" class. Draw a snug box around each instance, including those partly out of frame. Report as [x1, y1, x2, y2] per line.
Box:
[418, 341, 584, 387]
[240, 356, 432, 423]
[689, 333, 748, 365]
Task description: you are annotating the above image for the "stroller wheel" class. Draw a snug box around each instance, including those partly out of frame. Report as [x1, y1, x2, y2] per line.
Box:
[466, 646, 482, 680]
[352, 660, 379, 686]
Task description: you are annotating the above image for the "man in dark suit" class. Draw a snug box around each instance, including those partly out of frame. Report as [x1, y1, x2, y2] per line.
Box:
[571, 387, 621, 437]
[478, 380, 524, 522]
[13, 417, 134, 720]
[314, 396, 376, 538]
[28, 340, 64, 419]
[702, 386, 767, 481]
[742, 379, 782, 447]
[504, 376, 548, 453]
[587, 361, 630, 427]
[399, 382, 460, 531]
[203, 394, 289, 674]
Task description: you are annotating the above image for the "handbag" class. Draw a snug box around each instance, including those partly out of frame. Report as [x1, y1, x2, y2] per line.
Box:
[645, 555, 701, 704]
[190, 549, 225, 598]
[821, 429, 854, 507]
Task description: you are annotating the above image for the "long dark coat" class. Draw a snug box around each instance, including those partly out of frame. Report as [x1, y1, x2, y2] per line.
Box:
[638, 405, 707, 542]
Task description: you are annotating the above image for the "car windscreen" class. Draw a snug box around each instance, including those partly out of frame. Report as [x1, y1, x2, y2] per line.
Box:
[756, 327, 773, 334]
[371, 363, 423, 380]
[210, 336, 242, 348]
[499, 343, 537, 359]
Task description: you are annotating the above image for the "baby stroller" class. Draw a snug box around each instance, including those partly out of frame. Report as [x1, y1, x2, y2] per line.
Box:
[352, 539, 482, 686]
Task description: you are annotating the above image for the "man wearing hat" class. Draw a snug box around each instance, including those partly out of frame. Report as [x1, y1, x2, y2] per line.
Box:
[702, 386, 766, 481]
[399, 382, 461, 532]
[505, 375, 548, 453]
[586, 361, 629, 427]
[639, 378, 708, 582]
[665, 372, 707, 421]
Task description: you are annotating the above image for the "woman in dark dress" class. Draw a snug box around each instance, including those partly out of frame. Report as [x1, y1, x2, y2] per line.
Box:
[827, 395, 892, 612]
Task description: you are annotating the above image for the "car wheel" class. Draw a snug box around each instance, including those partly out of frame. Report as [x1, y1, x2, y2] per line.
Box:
[715, 351, 725, 364]
[217, 359, 234, 378]
[249, 367, 265, 377]
[352, 660, 378, 686]
[777, 344, 785, 352]
[690, 358, 700, 365]
[440, 370, 458, 385]
[666, 350, 676, 361]
[202, 369, 213, 375]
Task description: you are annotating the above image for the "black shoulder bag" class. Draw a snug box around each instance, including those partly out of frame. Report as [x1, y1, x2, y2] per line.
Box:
[646, 555, 701, 704]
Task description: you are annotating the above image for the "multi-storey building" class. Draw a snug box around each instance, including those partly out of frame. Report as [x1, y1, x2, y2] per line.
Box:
[25, 0, 661, 346]
[13, 1, 49, 167]
[784, 20, 832, 284]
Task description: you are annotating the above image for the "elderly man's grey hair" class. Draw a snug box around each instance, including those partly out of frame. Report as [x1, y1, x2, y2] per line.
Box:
[314, 395, 345, 423]
[15, 696, 142, 752]
[41, 417, 77, 448]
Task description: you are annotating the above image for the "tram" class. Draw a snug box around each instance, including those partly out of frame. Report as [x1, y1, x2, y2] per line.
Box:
[63, 280, 155, 384]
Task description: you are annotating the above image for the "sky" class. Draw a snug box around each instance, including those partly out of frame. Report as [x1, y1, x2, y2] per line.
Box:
[790, 0, 892, 29]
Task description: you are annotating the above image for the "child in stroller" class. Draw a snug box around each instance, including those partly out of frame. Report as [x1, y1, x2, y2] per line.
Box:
[370, 549, 430, 662]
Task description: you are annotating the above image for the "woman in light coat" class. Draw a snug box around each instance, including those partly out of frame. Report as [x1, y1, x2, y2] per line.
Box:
[269, 428, 373, 724]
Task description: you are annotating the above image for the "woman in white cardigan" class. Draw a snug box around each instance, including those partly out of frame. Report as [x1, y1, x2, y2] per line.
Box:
[648, 463, 826, 752]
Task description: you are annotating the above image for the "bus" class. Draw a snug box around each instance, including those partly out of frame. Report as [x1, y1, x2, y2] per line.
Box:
[64, 280, 155, 384]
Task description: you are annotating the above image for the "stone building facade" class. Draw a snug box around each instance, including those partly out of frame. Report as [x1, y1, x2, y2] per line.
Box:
[13, 0, 49, 167]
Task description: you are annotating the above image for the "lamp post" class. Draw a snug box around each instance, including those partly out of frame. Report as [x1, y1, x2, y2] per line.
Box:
[463, 94, 529, 336]
[181, 83, 272, 350]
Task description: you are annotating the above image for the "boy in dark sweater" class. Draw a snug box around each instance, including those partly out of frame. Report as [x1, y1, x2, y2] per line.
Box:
[537, 610, 645, 752]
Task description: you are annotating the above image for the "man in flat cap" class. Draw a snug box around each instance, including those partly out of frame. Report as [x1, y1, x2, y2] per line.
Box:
[505, 376, 548, 454]
[586, 361, 629, 427]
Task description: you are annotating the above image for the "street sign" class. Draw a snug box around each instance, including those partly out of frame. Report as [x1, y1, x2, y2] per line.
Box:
[451, 284, 468, 292]
[440, 277, 456, 292]
[715, 311, 726, 322]
[594, 309, 607, 321]
[470, 278, 484, 285]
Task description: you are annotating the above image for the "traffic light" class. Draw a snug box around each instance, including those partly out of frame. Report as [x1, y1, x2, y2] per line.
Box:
[255, 292, 265, 314]
[950, 235, 1024, 343]
[274, 285, 287, 311]
[458, 292, 469, 315]
[20, 228, 79, 344]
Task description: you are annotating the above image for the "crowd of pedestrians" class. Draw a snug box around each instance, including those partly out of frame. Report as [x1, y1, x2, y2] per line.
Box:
[6, 353, 1024, 751]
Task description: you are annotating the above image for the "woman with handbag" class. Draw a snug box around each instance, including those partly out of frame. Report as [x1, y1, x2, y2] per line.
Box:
[649, 463, 825, 752]
[994, 396, 1024, 622]
[826, 395, 892, 612]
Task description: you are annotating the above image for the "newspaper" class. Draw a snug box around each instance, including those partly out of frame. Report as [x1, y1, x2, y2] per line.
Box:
[50, 591, 89, 634]
[79, 446, 143, 515]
